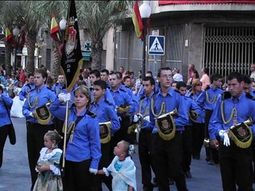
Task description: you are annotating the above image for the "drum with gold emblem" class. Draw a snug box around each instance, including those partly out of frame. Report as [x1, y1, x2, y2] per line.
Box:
[99, 121, 111, 144]
[189, 110, 198, 123]
[34, 104, 52, 125]
[228, 119, 253, 149]
[156, 109, 177, 141]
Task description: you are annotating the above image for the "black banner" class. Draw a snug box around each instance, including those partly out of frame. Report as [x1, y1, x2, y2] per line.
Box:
[61, 0, 83, 92]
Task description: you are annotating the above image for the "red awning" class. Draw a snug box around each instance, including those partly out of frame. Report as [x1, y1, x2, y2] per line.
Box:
[159, 0, 255, 5]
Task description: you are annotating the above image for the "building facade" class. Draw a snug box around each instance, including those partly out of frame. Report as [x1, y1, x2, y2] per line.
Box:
[114, 0, 255, 81]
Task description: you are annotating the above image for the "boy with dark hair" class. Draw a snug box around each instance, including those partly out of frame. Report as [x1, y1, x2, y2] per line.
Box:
[90, 79, 120, 191]
[19, 73, 35, 101]
[136, 76, 156, 190]
[176, 81, 201, 178]
[197, 73, 223, 165]
[22, 68, 57, 190]
[209, 72, 255, 191]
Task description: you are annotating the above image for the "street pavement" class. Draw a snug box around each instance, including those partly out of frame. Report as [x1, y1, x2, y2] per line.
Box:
[0, 118, 225, 191]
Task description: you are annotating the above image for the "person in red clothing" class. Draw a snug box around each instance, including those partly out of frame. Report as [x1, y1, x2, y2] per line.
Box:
[19, 69, 26, 85]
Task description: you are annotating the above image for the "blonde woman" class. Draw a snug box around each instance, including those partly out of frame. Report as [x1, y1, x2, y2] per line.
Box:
[50, 85, 101, 191]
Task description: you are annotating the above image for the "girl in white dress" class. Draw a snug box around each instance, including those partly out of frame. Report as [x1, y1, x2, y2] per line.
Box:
[33, 130, 63, 191]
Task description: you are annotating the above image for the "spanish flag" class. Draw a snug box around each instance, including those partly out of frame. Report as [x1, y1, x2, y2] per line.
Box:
[132, 1, 143, 39]
[50, 16, 60, 41]
[5, 28, 13, 43]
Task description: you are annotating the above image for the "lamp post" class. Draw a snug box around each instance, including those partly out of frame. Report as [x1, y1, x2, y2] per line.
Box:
[139, 1, 151, 78]
[12, 26, 20, 75]
[59, 18, 67, 42]
[59, 17, 67, 31]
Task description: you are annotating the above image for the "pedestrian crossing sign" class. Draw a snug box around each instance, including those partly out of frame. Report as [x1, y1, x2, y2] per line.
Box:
[148, 35, 165, 55]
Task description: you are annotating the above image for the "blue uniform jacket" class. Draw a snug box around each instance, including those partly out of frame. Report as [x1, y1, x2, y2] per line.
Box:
[19, 83, 35, 101]
[120, 84, 138, 115]
[50, 99, 101, 169]
[137, 93, 153, 129]
[22, 85, 57, 124]
[88, 86, 116, 111]
[110, 86, 134, 116]
[249, 90, 255, 97]
[186, 91, 205, 123]
[0, 93, 13, 127]
[137, 82, 160, 98]
[209, 92, 255, 140]
[90, 96, 120, 134]
[182, 95, 202, 126]
[197, 87, 223, 111]
[52, 83, 67, 95]
[105, 88, 116, 109]
[150, 88, 189, 133]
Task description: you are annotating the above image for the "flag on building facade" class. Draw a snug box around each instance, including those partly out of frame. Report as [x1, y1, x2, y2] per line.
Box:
[132, 0, 144, 39]
[50, 16, 60, 41]
[61, 0, 83, 92]
[5, 28, 13, 43]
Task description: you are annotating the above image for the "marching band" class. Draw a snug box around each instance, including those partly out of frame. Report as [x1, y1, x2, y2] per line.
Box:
[0, 66, 254, 191]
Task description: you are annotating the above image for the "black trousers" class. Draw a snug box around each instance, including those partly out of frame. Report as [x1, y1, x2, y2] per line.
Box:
[63, 159, 92, 191]
[182, 126, 192, 172]
[191, 122, 205, 158]
[91, 142, 112, 191]
[205, 110, 219, 163]
[0, 125, 9, 168]
[252, 140, 255, 180]
[138, 128, 155, 189]
[26, 122, 55, 190]
[219, 142, 253, 191]
[151, 133, 188, 191]
[112, 115, 131, 147]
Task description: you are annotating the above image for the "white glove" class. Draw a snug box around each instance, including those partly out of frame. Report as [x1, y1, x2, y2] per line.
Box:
[133, 115, 139, 123]
[128, 144, 135, 155]
[103, 167, 109, 176]
[219, 130, 230, 147]
[144, 115, 150, 122]
[29, 112, 34, 117]
[89, 168, 98, 175]
[58, 93, 71, 102]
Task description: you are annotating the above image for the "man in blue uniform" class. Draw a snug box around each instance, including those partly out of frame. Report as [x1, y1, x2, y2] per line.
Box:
[0, 85, 13, 168]
[150, 67, 188, 191]
[109, 72, 134, 146]
[90, 69, 115, 108]
[243, 75, 255, 97]
[22, 68, 57, 190]
[52, 74, 66, 95]
[19, 73, 35, 101]
[90, 80, 120, 191]
[51, 74, 67, 149]
[209, 72, 255, 191]
[242, 75, 255, 182]
[100, 69, 110, 88]
[136, 76, 156, 191]
[120, 73, 139, 143]
[123, 75, 132, 89]
[197, 73, 223, 164]
[89, 70, 101, 91]
[177, 81, 202, 178]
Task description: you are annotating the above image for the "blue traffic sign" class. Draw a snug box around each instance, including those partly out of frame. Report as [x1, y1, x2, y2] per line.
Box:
[148, 35, 165, 56]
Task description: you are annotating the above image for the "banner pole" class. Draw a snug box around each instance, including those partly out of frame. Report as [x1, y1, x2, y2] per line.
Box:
[62, 100, 69, 171]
